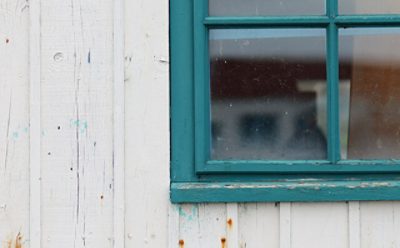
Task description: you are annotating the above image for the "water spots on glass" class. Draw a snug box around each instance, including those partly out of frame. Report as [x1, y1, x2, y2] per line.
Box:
[210, 29, 327, 160]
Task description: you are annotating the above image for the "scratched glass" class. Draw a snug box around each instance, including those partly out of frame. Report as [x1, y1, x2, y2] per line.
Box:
[210, 29, 327, 160]
[209, 0, 325, 16]
[340, 0, 400, 14]
[339, 28, 400, 159]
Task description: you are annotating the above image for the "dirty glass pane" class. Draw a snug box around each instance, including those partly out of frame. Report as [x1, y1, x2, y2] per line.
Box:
[339, 0, 400, 14]
[210, 29, 327, 160]
[209, 0, 325, 16]
[339, 28, 400, 159]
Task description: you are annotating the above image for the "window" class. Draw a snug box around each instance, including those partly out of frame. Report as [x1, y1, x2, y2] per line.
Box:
[170, 0, 400, 202]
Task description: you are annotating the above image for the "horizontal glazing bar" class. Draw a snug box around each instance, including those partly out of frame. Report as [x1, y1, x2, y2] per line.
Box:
[335, 15, 400, 26]
[195, 160, 400, 174]
[204, 16, 331, 27]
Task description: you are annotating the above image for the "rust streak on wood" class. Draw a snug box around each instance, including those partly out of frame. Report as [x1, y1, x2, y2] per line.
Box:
[227, 218, 233, 229]
[221, 237, 226, 248]
[7, 233, 23, 248]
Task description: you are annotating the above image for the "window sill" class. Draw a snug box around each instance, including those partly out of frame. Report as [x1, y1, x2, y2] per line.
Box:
[170, 179, 400, 203]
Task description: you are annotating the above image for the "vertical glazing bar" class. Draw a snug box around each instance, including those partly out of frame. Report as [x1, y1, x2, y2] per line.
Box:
[326, 0, 340, 162]
[194, 0, 210, 171]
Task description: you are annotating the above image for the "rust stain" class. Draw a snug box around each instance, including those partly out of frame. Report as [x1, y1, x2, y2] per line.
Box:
[227, 218, 233, 229]
[221, 237, 226, 248]
[179, 239, 184, 248]
[15, 233, 22, 248]
[7, 233, 23, 248]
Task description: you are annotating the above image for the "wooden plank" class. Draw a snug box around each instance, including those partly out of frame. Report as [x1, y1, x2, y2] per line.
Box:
[291, 203, 348, 248]
[280, 203, 292, 248]
[124, 0, 170, 246]
[0, 0, 30, 246]
[360, 201, 400, 248]
[238, 203, 279, 248]
[348, 202, 361, 248]
[198, 204, 227, 247]
[168, 204, 180, 248]
[226, 203, 239, 248]
[113, 0, 125, 245]
[40, 0, 114, 246]
[29, 0, 42, 246]
[178, 204, 201, 248]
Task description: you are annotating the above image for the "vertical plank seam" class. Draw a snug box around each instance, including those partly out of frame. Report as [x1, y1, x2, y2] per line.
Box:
[226, 203, 239, 248]
[348, 201, 361, 248]
[113, 0, 125, 245]
[29, 0, 41, 247]
[168, 204, 180, 248]
[280, 203, 292, 248]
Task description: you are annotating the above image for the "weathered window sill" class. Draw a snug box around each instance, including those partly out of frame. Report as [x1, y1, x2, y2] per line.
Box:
[171, 180, 400, 203]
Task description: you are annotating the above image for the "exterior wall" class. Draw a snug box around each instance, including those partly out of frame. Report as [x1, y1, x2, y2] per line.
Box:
[0, 0, 400, 247]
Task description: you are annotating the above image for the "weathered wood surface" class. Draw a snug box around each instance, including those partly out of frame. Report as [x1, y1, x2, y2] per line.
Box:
[1, 0, 400, 247]
[0, 0, 30, 246]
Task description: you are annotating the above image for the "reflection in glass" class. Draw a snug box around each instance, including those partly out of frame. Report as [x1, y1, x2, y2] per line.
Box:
[340, 28, 400, 159]
[209, 0, 325, 16]
[210, 29, 327, 160]
[339, 0, 400, 14]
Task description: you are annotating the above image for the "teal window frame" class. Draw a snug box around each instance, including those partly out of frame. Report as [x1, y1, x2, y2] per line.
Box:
[170, 0, 400, 203]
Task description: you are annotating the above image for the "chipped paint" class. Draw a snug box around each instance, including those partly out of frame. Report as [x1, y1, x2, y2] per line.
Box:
[177, 205, 198, 221]
[70, 119, 88, 133]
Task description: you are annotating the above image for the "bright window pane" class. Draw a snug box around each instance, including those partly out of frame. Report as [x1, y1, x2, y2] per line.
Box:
[339, 0, 400, 14]
[340, 28, 400, 159]
[210, 29, 327, 160]
[209, 0, 325, 16]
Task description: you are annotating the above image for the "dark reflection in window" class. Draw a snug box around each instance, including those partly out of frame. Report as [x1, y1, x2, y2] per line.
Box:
[340, 28, 400, 159]
[240, 114, 278, 146]
[210, 29, 327, 160]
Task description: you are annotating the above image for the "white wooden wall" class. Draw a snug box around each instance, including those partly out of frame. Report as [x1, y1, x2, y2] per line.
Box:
[1, 0, 400, 247]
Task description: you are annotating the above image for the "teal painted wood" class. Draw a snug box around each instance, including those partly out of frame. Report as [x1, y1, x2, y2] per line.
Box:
[335, 15, 400, 26]
[194, 0, 211, 172]
[204, 16, 330, 27]
[170, 0, 400, 201]
[326, 0, 340, 163]
[197, 160, 400, 174]
[170, 0, 197, 181]
[171, 180, 400, 203]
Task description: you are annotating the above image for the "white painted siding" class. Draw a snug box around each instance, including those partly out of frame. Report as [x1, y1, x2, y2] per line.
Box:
[0, 0, 400, 247]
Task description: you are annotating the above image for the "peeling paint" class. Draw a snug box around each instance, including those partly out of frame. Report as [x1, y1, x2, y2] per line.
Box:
[178, 205, 198, 221]
[70, 119, 88, 133]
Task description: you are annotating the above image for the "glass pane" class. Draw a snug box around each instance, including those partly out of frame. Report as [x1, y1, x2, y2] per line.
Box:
[340, 0, 400, 14]
[210, 29, 327, 160]
[339, 28, 400, 159]
[209, 0, 325, 16]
